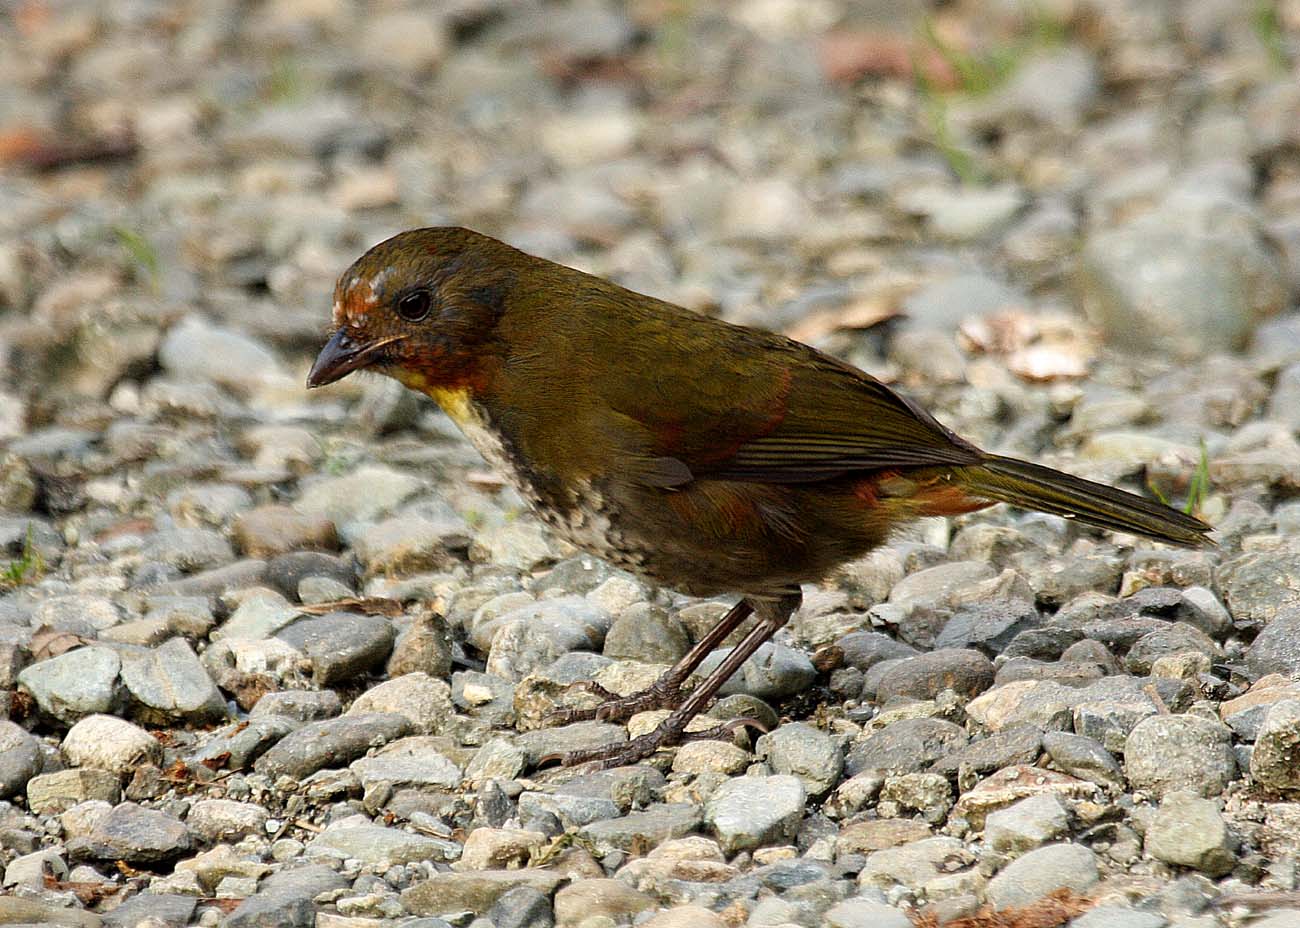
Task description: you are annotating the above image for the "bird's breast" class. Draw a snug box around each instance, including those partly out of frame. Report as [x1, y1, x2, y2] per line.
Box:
[427, 385, 654, 571]
[429, 386, 529, 491]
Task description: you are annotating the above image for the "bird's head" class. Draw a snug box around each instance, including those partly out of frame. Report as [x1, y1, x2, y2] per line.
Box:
[307, 227, 514, 395]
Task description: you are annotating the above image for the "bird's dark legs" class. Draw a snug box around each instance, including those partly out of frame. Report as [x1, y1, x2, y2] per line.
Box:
[554, 590, 802, 769]
[548, 599, 756, 725]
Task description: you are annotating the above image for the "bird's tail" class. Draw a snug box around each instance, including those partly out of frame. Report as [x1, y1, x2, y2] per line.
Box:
[957, 454, 1214, 548]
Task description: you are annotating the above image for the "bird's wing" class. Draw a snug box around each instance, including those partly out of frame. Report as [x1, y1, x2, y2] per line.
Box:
[699, 353, 984, 483]
[607, 315, 983, 486]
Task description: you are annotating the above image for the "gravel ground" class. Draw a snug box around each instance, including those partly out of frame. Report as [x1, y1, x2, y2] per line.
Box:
[3, 1, 1300, 926]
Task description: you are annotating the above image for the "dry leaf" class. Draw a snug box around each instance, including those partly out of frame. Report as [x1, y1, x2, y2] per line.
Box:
[7, 690, 35, 722]
[230, 672, 276, 711]
[1210, 890, 1300, 910]
[44, 873, 125, 906]
[959, 312, 1038, 355]
[958, 310, 1095, 383]
[199, 898, 244, 914]
[811, 644, 844, 674]
[29, 626, 92, 661]
[910, 888, 1094, 928]
[93, 518, 155, 543]
[785, 296, 902, 343]
[819, 31, 960, 87]
[0, 126, 137, 170]
[200, 752, 231, 772]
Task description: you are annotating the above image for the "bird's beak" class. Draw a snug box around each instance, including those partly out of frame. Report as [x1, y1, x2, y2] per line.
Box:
[307, 331, 404, 388]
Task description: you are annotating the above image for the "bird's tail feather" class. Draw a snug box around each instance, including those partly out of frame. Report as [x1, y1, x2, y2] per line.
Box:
[958, 454, 1214, 548]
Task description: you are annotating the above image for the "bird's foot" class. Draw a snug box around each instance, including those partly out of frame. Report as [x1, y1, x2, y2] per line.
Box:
[541, 715, 764, 770]
[545, 678, 686, 727]
[680, 716, 769, 743]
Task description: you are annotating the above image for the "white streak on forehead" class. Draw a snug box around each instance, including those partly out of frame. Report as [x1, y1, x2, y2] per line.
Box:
[335, 271, 384, 328]
[364, 266, 392, 306]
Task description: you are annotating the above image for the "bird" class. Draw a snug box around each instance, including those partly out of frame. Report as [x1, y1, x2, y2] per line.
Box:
[307, 226, 1213, 769]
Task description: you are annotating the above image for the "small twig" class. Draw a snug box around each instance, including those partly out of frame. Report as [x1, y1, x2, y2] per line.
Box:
[1210, 891, 1300, 910]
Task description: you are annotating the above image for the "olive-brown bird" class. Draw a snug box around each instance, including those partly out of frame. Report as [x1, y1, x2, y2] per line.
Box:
[308, 227, 1212, 768]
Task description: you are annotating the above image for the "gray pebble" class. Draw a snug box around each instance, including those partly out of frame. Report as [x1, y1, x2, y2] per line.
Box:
[1247, 607, 1300, 677]
[847, 718, 968, 776]
[250, 689, 342, 723]
[66, 801, 192, 865]
[102, 893, 197, 928]
[756, 722, 844, 796]
[697, 641, 816, 701]
[1124, 623, 1220, 675]
[0, 721, 42, 799]
[1042, 731, 1125, 788]
[936, 601, 1041, 654]
[18, 646, 124, 723]
[1144, 793, 1236, 876]
[1219, 550, 1300, 628]
[221, 863, 350, 928]
[1250, 699, 1300, 792]
[487, 885, 553, 928]
[253, 712, 413, 780]
[825, 897, 912, 928]
[141, 526, 235, 573]
[705, 774, 806, 854]
[275, 611, 395, 686]
[308, 819, 452, 870]
[187, 798, 269, 843]
[401, 870, 565, 919]
[120, 637, 227, 724]
[984, 794, 1070, 856]
[387, 610, 454, 679]
[26, 768, 121, 814]
[834, 631, 920, 672]
[931, 726, 1042, 778]
[266, 552, 356, 598]
[985, 842, 1099, 910]
[874, 648, 995, 702]
[515, 721, 625, 767]
[62, 714, 161, 774]
[1124, 715, 1237, 798]
[348, 672, 453, 735]
[189, 717, 295, 771]
[1077, 191, 1285, 359]
[602, 603, 690, 664]
[519, 791, 620, 830]
[1070, 906, 1166, 928]
[580, 802, 702, 855]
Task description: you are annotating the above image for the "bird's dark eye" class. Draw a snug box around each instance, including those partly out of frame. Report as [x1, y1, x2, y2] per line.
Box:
[396, 289, 433, 322]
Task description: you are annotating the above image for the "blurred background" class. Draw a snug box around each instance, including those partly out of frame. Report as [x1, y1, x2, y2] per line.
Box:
[3, 3, 1300, 920]
[5, 1, 1300, 480]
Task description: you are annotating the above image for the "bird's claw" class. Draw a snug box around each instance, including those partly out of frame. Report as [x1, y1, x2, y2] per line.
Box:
[541, 679, 622, 727]
[545, 730, 676, 770]
[679, 715, 769, 743]
[543, 679, 686, 729]
[539, 713, 762, 770]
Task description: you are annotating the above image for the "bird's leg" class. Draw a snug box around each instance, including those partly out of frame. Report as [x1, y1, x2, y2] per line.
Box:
[554, 590, 801, 769]
[547, 599, 755, 725]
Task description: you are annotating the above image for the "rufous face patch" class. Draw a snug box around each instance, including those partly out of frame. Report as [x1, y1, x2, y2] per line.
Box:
[333, 266, 395, 330]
